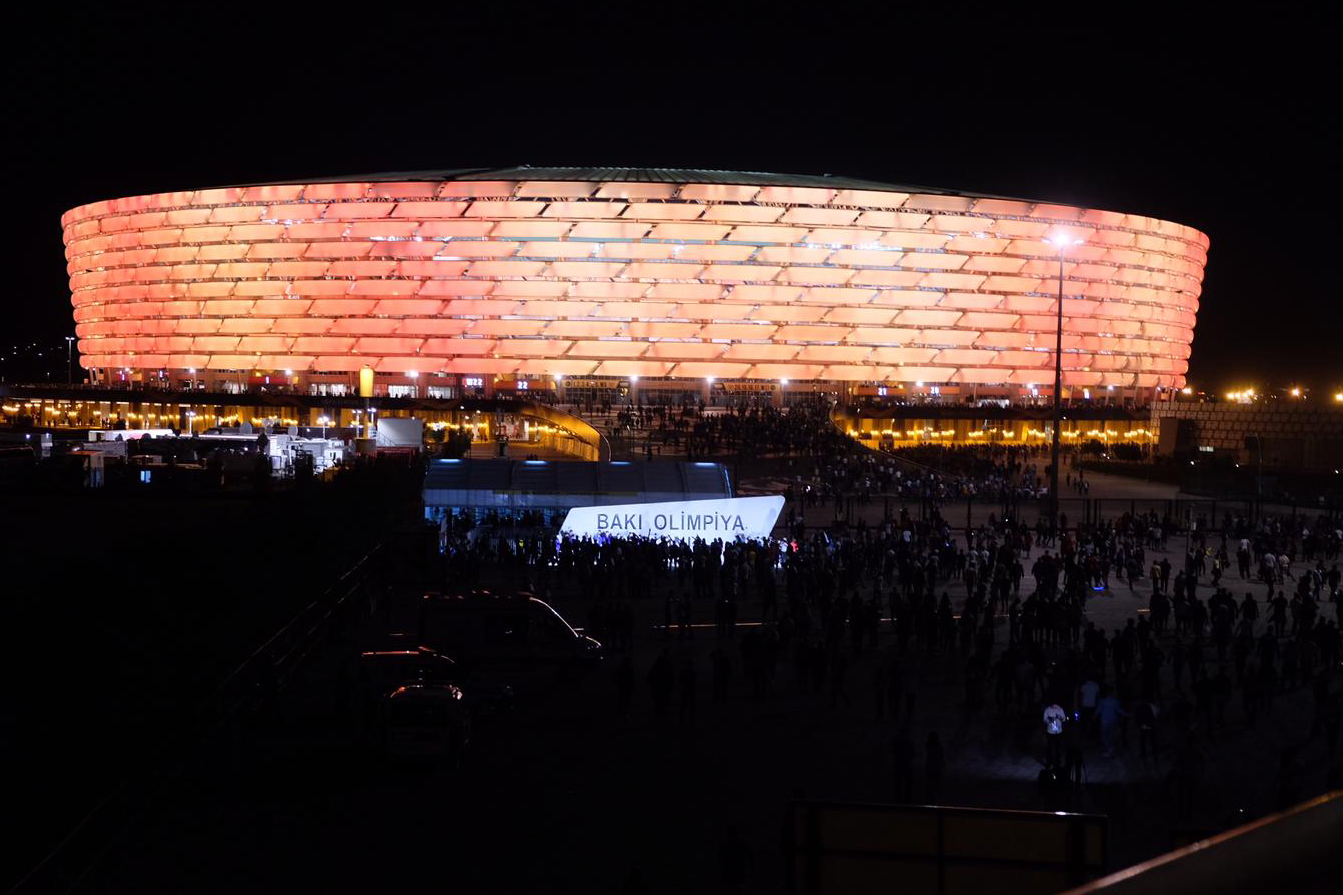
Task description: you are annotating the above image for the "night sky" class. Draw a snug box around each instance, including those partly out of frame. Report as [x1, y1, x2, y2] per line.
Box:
[7, 9, 1336, 392]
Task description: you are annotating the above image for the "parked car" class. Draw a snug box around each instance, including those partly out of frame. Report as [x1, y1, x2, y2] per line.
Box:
[417, 590, 602, 680]
[380, 682, 469, 764]
[358, 638, 514, 718]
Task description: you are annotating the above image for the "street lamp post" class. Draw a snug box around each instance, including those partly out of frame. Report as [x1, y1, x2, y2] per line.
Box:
[65, 336, 75, 384]
[1047, 235, 1083, 532]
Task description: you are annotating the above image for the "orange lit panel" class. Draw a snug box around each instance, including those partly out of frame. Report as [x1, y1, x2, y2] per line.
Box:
[627, 322, 701, 339]
[850, 270, 926, 288]
[700, 205, 784, 223]
[796, 345, 873, 363]
[468, 320, 548, 337]
[647, 343, 725, 360]
[780, 207, 860, 226]
[565, 340, 648, 358]
[593, 183, 676, 200]
[544, 321, 626, 338]
[869, 347, 938, 365]
[624, 203, 705, 221]
[330, 318, 401, 335]
[496, 340, 574, 356]
[748, 363, 825, 380]
[823, 307, 897, 325]
[592, 360, 672, 377]
[672, 361, 750, 378]
[490, 281, 571, 298]
[722, 344, 798, 361]
[697, 323, 777, 340]
[646, 223, 733, 241]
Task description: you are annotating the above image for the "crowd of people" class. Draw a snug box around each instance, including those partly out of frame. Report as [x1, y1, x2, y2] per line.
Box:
[588, 397, 858, 461]
[438, 418, 1343, 820]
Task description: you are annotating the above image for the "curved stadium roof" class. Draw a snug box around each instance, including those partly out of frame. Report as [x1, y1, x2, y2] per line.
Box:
[232, 166, 1027, 201]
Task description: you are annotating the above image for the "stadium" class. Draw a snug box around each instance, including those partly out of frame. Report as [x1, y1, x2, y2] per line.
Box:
[60, 167, 1208, 407]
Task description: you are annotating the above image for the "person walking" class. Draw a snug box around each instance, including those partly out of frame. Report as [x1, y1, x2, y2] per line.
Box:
[1064, 717, 1086, 792]
[717, 825, 753, 895]
[711, 647, 731, 704]
[616, 655, 634, 719]
[1136, 698, 1160, 764]
[892, 729, 914, 802]
[874, 663, 888, 720]
[925, 732, 945, 803]
[678, 659, 697, 722]
[1097, 686, 1126, 758]
[830, 651, 850, 710]
[648, 649, 674, 719]
[1078, 677, 1100, 736]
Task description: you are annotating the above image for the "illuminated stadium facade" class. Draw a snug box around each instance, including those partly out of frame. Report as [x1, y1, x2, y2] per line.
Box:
[62, 167, 1208, 404]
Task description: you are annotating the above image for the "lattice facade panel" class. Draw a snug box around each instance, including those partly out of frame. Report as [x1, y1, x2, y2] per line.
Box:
[62, 171, 1209, 388]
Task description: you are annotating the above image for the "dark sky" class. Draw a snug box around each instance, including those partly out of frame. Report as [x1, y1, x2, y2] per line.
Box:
[7, 8, 1337, 392]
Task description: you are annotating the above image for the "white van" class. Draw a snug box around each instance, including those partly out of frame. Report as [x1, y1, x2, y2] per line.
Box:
[417, 591, 602, 678]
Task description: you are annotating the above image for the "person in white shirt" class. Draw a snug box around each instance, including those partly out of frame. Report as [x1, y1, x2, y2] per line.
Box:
[1043, 703, 1067, 767]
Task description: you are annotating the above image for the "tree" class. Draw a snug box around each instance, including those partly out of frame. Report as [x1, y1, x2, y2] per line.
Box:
[439, 428, 473, 459]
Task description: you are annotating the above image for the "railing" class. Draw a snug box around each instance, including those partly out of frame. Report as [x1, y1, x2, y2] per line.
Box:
[512, 400, 607, 461]
[1062, 791, 1343, 895]
[787, 800, 1108, 895]
[195, 544, 384, 730]
[8, 544, 385, 894]
[815, 491, 1267, 533]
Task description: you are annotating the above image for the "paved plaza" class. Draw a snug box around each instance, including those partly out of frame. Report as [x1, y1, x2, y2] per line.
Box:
[88, 463, 1342, 892]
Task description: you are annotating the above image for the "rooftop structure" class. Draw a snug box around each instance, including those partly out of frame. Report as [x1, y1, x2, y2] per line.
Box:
[422, 458, 732, 523]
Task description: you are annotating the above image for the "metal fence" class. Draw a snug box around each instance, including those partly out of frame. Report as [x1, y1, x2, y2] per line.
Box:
[9, 544, 386, 894]
[787, 800, 1108, 895]
[1063, 790, 1342, 895]
[818, 493, 1329, 534]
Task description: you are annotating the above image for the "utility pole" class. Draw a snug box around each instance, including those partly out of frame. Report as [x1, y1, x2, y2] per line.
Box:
[1047, 235, 1082, 533]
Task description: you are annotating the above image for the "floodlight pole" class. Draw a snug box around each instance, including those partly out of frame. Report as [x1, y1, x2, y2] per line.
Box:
[1049, 243, 1068, 533]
